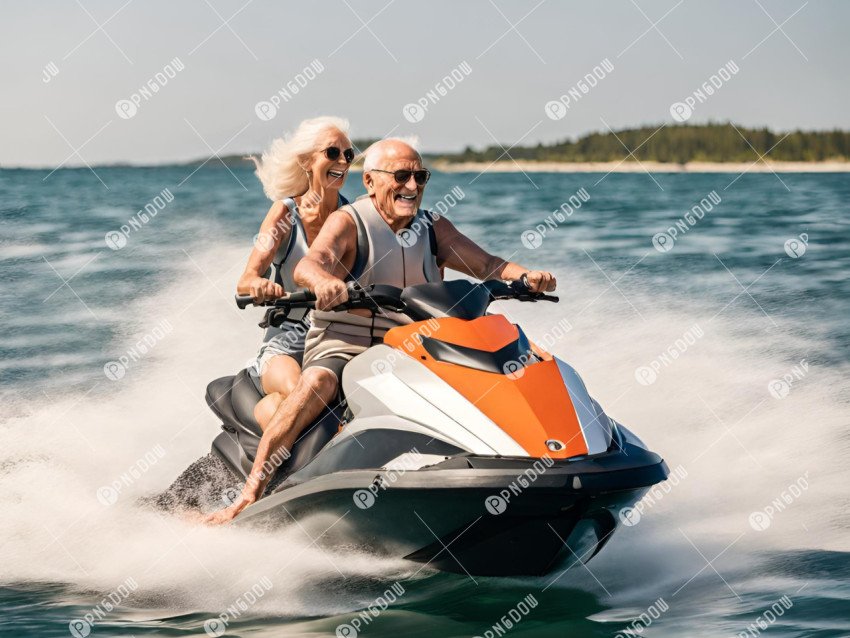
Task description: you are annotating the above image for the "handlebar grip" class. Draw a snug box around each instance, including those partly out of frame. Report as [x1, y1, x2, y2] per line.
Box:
[236, 290, 319, 309]
[284, 290, 317, 303]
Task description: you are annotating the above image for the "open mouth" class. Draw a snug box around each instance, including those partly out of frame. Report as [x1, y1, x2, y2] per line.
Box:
[395, 193, 417, 201]
[328, 169, 346, 179]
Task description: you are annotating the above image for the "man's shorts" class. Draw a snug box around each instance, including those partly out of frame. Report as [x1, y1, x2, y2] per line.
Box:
[301, 318, 383, 380]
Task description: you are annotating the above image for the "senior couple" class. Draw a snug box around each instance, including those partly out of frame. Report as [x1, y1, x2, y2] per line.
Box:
[204, 116, 556, 524]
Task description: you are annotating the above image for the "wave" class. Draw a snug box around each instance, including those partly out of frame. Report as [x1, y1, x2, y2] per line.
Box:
[1, 242, 847, 618]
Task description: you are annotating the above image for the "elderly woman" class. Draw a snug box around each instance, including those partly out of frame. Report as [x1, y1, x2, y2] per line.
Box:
[238, 116, 354, 429]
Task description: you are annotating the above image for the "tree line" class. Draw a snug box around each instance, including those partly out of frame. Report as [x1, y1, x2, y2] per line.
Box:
[438, 123, 850, 164]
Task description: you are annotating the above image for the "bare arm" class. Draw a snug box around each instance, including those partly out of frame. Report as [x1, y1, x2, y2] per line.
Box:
[433, 217, 556, 291]
[236, 200, 293, 300]
[293, 210, 357, 309]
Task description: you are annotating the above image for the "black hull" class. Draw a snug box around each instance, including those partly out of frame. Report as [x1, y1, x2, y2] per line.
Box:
[232, 452, 668, 577]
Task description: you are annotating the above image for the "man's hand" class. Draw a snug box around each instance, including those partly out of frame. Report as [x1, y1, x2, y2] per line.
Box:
[525, 270, 557, 293]
[248, 277, 284, 303]
[314, 278, 349, 311]
[202, 494, 255, 526]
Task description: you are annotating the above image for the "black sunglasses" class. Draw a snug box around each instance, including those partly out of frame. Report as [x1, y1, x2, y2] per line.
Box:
[370, 168, 431, 186]
[324, 146, 355, 163]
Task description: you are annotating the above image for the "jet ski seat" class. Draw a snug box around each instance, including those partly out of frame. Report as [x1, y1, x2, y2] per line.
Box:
[229, 369, 264, 436]
[205, 371, 263, 438]
[206, 368, 345, 480]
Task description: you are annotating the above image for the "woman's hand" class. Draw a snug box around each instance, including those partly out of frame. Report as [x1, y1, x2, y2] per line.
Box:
[248, 277, 284, 303]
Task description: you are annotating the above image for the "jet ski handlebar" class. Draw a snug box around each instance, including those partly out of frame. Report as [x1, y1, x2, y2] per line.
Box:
[234, 283, 404, 312]
[485, 274, 559, 303]
[235, 278, 558, 326]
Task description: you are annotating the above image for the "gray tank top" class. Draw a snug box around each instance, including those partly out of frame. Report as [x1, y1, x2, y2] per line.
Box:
[271, 193, 349, 292]
[312, 195, 441, 331]
[264, 193, 348, 338]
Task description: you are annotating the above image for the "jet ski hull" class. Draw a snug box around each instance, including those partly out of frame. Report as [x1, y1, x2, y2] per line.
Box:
[232, 444, 667, 576]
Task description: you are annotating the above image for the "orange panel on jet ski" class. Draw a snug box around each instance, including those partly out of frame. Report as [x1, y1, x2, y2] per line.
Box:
[389, 315, 521, 351]
[385, 317, 588, 459]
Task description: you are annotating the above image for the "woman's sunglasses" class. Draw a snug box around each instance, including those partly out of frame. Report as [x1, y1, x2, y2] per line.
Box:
[323, 146, 355, 163]
[370, 168, 431, 186]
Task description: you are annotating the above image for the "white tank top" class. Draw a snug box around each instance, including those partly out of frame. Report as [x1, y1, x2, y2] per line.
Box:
[312, 195, 441, 331]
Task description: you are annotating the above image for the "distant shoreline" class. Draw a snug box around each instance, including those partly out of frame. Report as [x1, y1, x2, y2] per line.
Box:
[431, 160, 850, 173]
[5, 160, 849, 173]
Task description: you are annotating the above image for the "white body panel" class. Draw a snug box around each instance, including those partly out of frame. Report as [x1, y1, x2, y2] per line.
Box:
[341, 345, 529, 456]
[554, 358, 612, 455]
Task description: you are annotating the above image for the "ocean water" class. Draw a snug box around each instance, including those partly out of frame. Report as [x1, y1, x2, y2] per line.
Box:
[1, 166, 848, 637]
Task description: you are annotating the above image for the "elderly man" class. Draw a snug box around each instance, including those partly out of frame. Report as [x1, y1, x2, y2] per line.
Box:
[204, 138, 556, 524]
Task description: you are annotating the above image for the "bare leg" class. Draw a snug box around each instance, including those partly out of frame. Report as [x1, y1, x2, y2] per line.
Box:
[254, 354, 302, 430]
[261, 354, 301, 396]
[264, 366, 338, 452]
[203, 366, 338, 524]
[254, 392, 281, 431]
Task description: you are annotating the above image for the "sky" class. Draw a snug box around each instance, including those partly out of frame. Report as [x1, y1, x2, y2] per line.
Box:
[1, 0, 848, 167]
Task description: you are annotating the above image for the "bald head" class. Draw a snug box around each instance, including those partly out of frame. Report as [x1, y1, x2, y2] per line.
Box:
[362, 138, 426, 225]
[363, 138, 421, 171]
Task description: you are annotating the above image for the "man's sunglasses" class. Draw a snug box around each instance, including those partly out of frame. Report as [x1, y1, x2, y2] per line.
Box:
[324, 146, 355, 163]
[370, 168, 431, 186]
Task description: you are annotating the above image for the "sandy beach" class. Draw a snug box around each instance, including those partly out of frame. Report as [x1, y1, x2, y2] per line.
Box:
[430, 160, 850, 173]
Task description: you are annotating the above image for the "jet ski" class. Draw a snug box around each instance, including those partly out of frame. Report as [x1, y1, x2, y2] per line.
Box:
[163, 278, 668, 577]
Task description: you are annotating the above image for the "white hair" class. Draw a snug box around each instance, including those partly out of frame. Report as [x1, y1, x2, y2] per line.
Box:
[363, 136, 420, 171]
[252, 116, 350, 201]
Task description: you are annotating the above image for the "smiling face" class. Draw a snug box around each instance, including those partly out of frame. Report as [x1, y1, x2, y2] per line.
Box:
[364, 141, 425, 225]
[305, 127, 352, 191]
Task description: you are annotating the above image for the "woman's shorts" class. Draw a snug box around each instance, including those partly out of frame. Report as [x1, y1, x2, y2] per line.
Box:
[247, 321, 308, 393]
